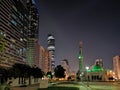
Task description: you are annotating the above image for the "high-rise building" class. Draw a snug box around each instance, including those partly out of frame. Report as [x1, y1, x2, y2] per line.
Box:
[61, 59, 70, 77]
[38, 46, 51, 73]
[44, 49, 51, 73]
[0, 0, 28, 67]
[26, 0, 39, 67]
[113, 55, 120, 80]
[27, 0, 39, 38]
[47, 34, 55, 72]
[33, 40, 39, 67]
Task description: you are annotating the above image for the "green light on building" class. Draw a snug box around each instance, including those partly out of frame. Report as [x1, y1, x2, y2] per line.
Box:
[92, 65, 104, 71]
[78, 54, 83, 59]
[78, 54, 83, 72]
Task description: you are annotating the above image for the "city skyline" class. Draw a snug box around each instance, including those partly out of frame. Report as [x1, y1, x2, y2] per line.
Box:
[38, 0, 120, 72]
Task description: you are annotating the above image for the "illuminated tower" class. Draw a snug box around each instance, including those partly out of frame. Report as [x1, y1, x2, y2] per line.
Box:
[47, 34, 55, 72]
[78, 41, 83, 73]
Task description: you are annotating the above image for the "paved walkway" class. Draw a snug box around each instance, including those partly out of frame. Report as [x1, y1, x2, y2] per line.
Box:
[84, 82, 120, 90]
[10, 84, 39, 90]
[10, 82, 120, 90]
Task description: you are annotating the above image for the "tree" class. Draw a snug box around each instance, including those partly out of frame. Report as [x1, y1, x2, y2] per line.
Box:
[54, 65, 65, 78]
[0, 68, 8, 84]
[31, 67, 43, 78]
[9, 63, 44, 85]
[10, 63, 31, 85]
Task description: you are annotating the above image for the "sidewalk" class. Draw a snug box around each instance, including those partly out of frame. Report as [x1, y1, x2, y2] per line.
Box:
[10, 84, 39, 90]
[86, 82, 120, 90]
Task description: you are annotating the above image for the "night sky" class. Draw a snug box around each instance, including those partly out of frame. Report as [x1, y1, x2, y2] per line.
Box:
[37, 0, 120, 72]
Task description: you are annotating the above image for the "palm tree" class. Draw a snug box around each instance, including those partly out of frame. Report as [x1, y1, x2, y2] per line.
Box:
[0, 68, 8, 84]
[10, 63, 31, 85]
[9, 63, 44, 85]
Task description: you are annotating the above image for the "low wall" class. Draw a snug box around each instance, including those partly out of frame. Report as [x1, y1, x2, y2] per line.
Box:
[39, 80, 48, 88]
[8, 77, 48, 88]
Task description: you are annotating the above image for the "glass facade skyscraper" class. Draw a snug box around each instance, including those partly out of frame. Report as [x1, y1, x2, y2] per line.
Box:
[26, 0, 39, 67]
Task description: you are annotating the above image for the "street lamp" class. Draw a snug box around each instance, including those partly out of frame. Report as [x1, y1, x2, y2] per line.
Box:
[85, 66, 89, 80]
[85, 66, 89, 71]
[85, 66, 89, 87]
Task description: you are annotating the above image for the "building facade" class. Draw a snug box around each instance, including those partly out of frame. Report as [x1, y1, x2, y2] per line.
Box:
[38, 46, 51, 73]
[85, 58, 113, 81]
[86, 70, 108, 81]
[61, 59, 70, 79]
[0, 0, 39, 68]
[0, 0, 28, 67]
[26, 0, 39, 67]
[61, 59, 70, 75]
[113, 55, 120, 80]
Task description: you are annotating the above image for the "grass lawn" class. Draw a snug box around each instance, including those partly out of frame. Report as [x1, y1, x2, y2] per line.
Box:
[36, 86, 79, 90]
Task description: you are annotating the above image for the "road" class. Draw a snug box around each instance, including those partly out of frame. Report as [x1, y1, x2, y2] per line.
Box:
[87, 82, 120, 90]
[10, 81, 120, 90]
[53, 81, 120, 90]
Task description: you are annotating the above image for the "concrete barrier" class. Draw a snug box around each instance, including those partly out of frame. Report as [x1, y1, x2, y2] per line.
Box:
[39, 80, 48, 88]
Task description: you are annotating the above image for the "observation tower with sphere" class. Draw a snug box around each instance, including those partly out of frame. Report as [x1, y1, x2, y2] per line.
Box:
[47, 34, 55, 72]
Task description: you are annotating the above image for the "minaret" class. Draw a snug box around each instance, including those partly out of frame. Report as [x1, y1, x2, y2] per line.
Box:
[78, 41, 83, 73]
[47, 34, 55, 72]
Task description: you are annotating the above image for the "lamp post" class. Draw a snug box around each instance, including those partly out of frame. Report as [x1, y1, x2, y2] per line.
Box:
[85, 66, 89, 87]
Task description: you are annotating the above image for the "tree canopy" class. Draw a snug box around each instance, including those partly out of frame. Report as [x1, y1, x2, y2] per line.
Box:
[9, 63, 44, 78]
[54, 65, 65, 78]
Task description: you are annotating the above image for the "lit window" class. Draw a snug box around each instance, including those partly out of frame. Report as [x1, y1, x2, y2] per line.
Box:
[20, 38, 23, 41]
[11, 14, 17, 19]
[11, 20, 17, 26]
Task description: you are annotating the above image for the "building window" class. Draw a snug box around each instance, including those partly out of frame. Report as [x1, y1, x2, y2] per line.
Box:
[11, 20, 17, 26]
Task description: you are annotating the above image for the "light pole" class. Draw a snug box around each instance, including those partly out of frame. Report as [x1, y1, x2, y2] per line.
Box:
[85, 66, 89, 87]
[85, 66, 89, 80]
